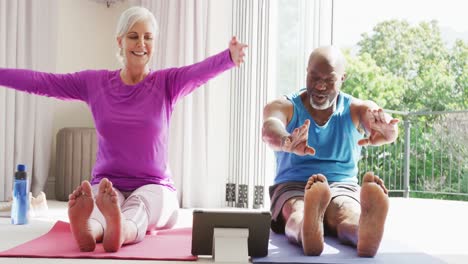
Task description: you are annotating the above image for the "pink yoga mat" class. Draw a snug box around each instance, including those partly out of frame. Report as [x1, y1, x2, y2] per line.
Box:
[0, 221, 197, 261]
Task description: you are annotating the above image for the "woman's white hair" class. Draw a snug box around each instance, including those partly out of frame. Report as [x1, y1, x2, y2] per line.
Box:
[115, 6, 158, 65]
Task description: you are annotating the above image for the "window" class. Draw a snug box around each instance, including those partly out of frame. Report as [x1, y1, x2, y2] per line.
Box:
[333, 0, 467, 49]
[266, 0, 468, 199]
[272, 0, 467, 110]
[332, 0, 467, 111]
[332, 0, 468, 197]
[272, 0, 333, 97]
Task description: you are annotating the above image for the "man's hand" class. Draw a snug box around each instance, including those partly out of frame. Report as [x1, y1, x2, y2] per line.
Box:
[281, 119, 316, 156]
[228, 36, 248, 67]
[358, 109, 399, 146]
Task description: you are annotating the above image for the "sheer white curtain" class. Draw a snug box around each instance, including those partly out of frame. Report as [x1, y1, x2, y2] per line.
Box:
[225, 0, 274, 209]
[0, 0, 57, 201]
[225, 0, 334, 209]
[139, 0, 230, 208]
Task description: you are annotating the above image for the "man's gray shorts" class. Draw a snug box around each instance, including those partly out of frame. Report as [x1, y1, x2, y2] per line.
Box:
[268, 181, 360, 234]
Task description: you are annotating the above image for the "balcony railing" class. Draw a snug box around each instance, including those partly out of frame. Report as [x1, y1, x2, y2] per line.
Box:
[358, 110, 468, 199]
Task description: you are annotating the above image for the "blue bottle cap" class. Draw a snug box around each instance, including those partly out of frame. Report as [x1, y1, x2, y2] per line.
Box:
[17, 164, 26, 172]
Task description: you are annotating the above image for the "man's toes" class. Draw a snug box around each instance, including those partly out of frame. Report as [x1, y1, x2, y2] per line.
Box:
[362, 172, 375, 182]
[373, 175, 381, 183]
[309, 174, 327, 183]
[362, 173, 388, 194]
[315, 174, 327, 183]
[306, 174, 328, 190]
[377, 178, 386, 188]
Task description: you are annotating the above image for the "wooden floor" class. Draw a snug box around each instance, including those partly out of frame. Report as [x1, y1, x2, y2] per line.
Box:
[1, 198, 468, 264]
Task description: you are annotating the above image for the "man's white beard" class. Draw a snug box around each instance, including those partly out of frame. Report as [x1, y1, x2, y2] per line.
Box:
[310, 96, 336, 110]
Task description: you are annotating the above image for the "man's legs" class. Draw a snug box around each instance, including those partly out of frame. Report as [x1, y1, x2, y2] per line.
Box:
[281, 197, 303, 244]
[302, 174, 332, 255]
[357, 172, 389, 256]
[281, 174, 331, 256]
[324, 194, 360, 246]
[324, 172, 389, 257]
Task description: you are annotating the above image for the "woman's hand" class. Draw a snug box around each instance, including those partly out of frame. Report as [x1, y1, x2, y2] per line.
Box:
[228, 36, 248, 67]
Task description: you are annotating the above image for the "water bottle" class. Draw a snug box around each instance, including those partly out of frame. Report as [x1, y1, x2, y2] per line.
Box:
[11, 164, 29, 225]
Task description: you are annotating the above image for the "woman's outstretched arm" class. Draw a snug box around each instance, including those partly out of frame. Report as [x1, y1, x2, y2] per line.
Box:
[0, 68, 89, 101]
[165, 36, 247, 104]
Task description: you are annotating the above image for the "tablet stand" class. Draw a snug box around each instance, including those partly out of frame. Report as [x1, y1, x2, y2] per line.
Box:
[213, 228, 249, 263]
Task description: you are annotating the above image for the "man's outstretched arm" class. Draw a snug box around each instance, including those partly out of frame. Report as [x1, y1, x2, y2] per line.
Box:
[262, 99, 315, 155]
[357, 100, 399, 147]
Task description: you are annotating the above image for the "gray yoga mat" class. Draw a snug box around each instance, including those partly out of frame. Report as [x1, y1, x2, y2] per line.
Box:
[253, 232, 445, 264]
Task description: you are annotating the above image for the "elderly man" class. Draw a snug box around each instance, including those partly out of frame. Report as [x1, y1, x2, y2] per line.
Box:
[262, 46, 399, 257]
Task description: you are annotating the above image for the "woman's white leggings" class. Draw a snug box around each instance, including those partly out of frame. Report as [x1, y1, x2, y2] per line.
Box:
[90, 184, 179, 243]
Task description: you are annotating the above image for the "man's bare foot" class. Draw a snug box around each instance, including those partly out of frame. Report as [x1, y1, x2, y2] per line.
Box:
[358, 172, 389, 257]
[68, 181, 96, 252]
[96, 178, 123, 252]
[302, 174, 331, 256]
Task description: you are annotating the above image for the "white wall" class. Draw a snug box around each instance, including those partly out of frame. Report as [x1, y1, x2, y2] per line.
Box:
[46, 0, 131, 198]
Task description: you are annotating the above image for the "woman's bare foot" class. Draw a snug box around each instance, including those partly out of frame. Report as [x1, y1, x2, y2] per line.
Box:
[302, 174, 332, 256]
[358, 172, 389, 257]
[95, 178, 124, 252]
[68, 181, 96, 252]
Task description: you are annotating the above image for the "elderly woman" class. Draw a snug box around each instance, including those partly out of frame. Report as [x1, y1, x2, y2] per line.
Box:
[0, 6, 247, 252]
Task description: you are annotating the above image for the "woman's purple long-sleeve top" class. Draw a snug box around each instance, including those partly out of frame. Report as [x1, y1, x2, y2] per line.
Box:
[0, 49, 235, 191]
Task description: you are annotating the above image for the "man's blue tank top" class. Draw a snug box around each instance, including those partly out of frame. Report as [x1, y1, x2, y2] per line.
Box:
[274, 90, 363, 184]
